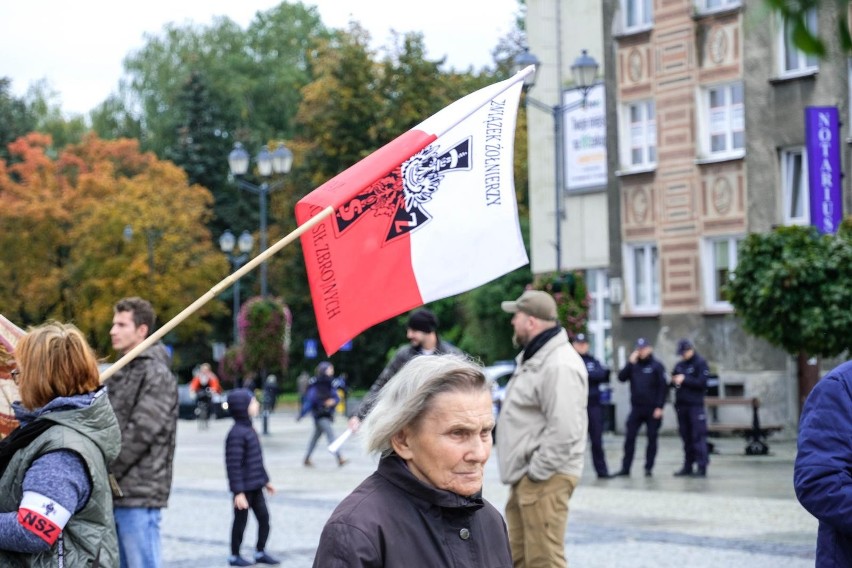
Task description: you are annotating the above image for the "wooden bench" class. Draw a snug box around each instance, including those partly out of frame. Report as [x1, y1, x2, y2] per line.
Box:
[704, 396, 783, 455]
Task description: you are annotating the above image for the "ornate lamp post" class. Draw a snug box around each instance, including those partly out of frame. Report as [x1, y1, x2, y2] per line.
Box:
[227, 143, 293, 297]
[219, 229, 254, 345]
[514, 48, 599, 273]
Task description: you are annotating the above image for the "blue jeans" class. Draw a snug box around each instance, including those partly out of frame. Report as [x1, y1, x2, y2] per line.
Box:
[114, 507, 162, 568]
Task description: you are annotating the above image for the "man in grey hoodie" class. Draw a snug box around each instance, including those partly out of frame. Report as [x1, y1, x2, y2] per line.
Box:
[105, 297, 178, 568]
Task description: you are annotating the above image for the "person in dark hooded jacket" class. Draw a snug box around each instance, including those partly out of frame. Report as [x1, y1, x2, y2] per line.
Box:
[794, 360, 852, 567]
[299, 362, 347, 467]
[225, 389, 279, 566]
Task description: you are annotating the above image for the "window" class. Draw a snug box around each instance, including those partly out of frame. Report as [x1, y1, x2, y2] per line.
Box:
[695, 0, 740, 12]
[625, 243, 660, 312]
[621, 100, 656, 170]
[781, 147, 809, 225]
[586, 269, 613, 365]
[703, 236, 742, 310]
[623, 0, 652, 31]
[700, 83, 744, 158]
[778, 9, 818, 75]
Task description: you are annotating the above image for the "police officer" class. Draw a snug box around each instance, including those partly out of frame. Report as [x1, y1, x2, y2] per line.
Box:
[671, 339, 710, 477]
[572, 333, 613, 479]
[615, 338, 668, 477]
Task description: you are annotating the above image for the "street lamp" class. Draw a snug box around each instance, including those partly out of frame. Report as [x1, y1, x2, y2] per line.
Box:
[514, 48, 599, 273]
[227, 142, 293, 297]
[219, 229, 255, 345]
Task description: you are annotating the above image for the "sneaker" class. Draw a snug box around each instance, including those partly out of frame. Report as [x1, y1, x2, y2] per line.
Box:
[692, 467, 707, 478]
[228, 556, 254, 567]
[614, 469, 630, 477]
[673, 467, 693, 477]
[255, 551, 281, 565]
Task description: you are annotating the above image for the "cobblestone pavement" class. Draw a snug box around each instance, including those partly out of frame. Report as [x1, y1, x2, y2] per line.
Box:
[161, 409, 816, 567]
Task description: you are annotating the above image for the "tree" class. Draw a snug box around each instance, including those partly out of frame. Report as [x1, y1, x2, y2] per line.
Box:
[0, 133, 227, 358]
[0, 78, 36, 163]
[726, 223, 852, 408]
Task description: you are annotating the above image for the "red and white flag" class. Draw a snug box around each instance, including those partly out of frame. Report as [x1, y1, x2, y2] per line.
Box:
[296, 67, 533, 355]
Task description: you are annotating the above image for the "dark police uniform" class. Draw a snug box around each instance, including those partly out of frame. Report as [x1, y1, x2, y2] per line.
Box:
[581, 349, 611, 478]
[671, 346, 710, 475]
[617, 351, 668, 476]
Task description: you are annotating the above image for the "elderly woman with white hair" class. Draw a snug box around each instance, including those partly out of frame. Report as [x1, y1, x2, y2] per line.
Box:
[312, 354, 511, 567]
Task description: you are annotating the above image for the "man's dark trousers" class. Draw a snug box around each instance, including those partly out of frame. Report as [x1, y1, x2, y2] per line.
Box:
[588, 404, 608, 476]
[621, 405, 661, 474]
[676, 404, 708, 470]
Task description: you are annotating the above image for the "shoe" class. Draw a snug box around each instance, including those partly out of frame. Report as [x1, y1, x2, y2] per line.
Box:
[673, 467, 693, 477]
[337, 456, 349, 467]
[644, 470, 653, 477]
[692, 468, 707, 478]
[614, 469, 630, 477]
[303, 458, 314, 467]
[228, 556, 253, 567]
[255, 551, 281, 565]
[597, 472, 614, 479]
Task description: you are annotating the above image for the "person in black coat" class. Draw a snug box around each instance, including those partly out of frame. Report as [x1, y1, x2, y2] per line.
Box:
[313, 355, 511, 568]
[615, 338, 668, 477]
[572, 333, 613, 479]
[224, 389, 279, 566]
[671, 339, 711, 477]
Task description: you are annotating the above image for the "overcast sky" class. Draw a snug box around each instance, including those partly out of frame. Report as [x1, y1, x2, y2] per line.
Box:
[0, 1, 519, 116]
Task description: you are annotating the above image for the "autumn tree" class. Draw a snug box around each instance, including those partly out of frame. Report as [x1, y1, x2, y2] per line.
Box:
[0, 133, 227, 360]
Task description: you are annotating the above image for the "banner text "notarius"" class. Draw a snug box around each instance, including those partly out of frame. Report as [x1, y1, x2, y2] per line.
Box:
[310, 207, 341, 320]
[483, 98, 507, 207]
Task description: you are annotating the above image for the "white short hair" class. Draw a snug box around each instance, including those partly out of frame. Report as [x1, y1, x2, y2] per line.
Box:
[362, 354, 489, 457]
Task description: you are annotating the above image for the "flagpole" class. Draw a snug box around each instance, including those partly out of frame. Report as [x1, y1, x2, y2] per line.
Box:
[100, 206, 336, 383]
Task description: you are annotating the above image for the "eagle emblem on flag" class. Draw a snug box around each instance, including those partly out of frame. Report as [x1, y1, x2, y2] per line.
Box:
[334, 138, 471, 244]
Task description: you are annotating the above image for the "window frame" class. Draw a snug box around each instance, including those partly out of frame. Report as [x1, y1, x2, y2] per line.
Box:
[623, 242, 660, 314]
[777, 9, 819, 77]
[622, 0, 653, 33]
[620, 99, 657, 172]
[694, 0, 741, 14]
[698, 82, 745, 160]
[702, 236, 742, 312]
[780, 146, 810, 226]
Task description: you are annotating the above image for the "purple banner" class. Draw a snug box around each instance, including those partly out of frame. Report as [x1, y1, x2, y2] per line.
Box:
[805, 106, 843, 234]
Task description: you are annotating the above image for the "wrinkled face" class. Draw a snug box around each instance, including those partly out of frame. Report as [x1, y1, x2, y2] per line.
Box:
[510, 311, 534, 348]
[110, 310, 147, 355]
[393, 390, 494, 497]
[573, 341, 590, 355]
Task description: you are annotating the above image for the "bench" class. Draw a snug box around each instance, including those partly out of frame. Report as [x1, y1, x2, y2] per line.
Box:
[704, 396, 783, 455]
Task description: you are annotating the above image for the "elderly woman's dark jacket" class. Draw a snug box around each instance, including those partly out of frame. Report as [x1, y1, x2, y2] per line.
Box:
[313, 455, 512, 567]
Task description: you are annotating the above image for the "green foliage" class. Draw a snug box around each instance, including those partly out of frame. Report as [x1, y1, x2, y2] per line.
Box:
[0, 78, 36, 162]
[764, 0, 852, 56]
[534, 271, 590, 337]
[237, 296, 292, 378]
[726, 223, 852, 358]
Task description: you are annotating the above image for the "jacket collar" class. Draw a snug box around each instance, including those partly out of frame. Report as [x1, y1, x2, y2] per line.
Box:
[377, 455, 484, 513]
[515, 328, 569, 370]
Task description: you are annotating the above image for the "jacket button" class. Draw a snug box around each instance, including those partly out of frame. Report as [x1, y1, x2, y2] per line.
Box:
[459, 528, 470, 540]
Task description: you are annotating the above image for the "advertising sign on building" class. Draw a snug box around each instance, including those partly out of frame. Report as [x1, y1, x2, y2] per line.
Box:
[564, 83, 607, 190]
[805, 106, 843, 234]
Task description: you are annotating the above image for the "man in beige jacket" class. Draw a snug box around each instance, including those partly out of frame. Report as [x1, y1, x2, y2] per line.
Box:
[496, 290, 589, 567]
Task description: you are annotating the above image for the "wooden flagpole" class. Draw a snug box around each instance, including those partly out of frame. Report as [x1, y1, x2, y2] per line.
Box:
[99, 206, 335, 383]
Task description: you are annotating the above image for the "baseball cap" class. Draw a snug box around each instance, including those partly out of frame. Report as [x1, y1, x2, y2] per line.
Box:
[501, 290, 558, 321]
[573, 333, 589, 343]
[676, 339, 694, 355]
[634, 337, 650, 349]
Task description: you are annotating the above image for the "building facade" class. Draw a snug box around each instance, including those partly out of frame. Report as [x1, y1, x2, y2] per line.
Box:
[601, 0, 850, 430]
